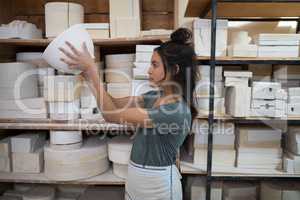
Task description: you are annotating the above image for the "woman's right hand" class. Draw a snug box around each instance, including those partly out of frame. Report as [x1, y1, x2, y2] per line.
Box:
[59, 41, 99, 81]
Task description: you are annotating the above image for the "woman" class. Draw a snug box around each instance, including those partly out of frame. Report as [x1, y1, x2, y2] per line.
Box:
[60, 28, 197, 200]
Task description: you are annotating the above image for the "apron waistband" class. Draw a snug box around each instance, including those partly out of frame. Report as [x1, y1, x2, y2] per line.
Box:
[129, 160, 174, 171]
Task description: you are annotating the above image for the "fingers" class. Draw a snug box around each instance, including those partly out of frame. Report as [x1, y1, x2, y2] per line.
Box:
[65, 41, 80, 55]
[60, 58, 77, 66]
[82, 42, 89, 53]
[59, 47, 77, 60]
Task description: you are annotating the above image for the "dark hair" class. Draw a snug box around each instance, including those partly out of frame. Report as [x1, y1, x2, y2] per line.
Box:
[155, 28, 198, 119]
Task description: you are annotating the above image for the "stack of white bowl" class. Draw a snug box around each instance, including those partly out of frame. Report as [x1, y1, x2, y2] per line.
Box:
[132, 45, 158, 96]
[16, 52, 55, 97]
[105, 54, 135, 98]
[0, 62, 47, 119]
[108, 136, 133, 179]
[45, 2, 84, 38]
[44, 137, 109, 181]
[44, 75, 81, 120]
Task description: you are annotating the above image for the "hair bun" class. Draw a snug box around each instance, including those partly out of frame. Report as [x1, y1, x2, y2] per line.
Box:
[170, 28, 192, 45]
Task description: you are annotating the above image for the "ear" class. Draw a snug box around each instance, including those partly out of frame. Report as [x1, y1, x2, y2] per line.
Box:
[175, 64, 180, 74]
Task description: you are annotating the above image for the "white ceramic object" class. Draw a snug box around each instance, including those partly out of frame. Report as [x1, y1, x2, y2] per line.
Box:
[0, 20, 42, 39]
[45, 2, 84, 38]
[37, 68, 55, 86]
[107, 83, 131, 98]
[227, 44, 258, 57]
[254, 34, 300, 46]
[289, 87, 300, 97]
[193, 120, 235, 148]
[12, 148, 43, 173]
[81, 112, 104, 120]
[238, 126, 282, 148]
[50, 131, 82, 145]
[136, 45, 159, 52]
[113, 163, 128, 179]
[0, 138, 10, 157]
[193, 19, 228, 56]
[0, 110, 47, 119]
[81, 23, 110, 39]
[49, 100, 80, 120]
[194, 81, 224, 97]
[193, 149, 236, 168]
[0, 98, 45, 111]
[225, 77, 249, 87]
[135, 52, 153, 63]
[224, 71, 252, 78]
[196, 65, 223, 81]
[0, 62, 38, 87]
[44, 137, 109, 181]
[109, 0, 141, 38]
[105, 54, 135, 65]
[49, 100, 80, 114]
[258, 46, 299, 58]
[49, 113, 80, 121]
[44, 75, 82, 102]
[110, 18, 140, 39]
[0, 156, 10, 172]
[11, 134, 46, 153]
[140, 29, 172, 37]
[50, 142, 82, 151]
[288, 103, 300, 116]
[252, 82, 281, 100]
[16, 52, 49, 67]
[105, 67, 133, 83]
[80, 96, 97, 109]
[225, 86, 251, 117]
[230, 31, 251, 45]
[194, 97, 225, 115]
[108, 136, 133, 165]
[133, 68, 149, 79]
[43, 25, 94, 75]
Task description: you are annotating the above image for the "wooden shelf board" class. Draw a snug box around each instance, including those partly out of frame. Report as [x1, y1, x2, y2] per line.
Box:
[197, 56, 300, 65]
[180, 161, 300, 178]
[0, 169, 125, 185]
[186, 0, 300, 18]
[197, 56, 300, 61]
[0, 119, 132, 131]
[212, 168, 300, 178]
[0, 116, 297, 130]
[196, 115, 300, 122]
[0, 37, 167, 47]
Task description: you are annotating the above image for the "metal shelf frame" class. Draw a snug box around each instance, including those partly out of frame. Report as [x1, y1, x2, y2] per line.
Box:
[201, 1, 300, 200]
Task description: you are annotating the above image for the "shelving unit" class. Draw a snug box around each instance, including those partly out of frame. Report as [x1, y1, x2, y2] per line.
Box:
[0, 0, 171, 194]
[0, 37, 167, 47]
[2, 0, 300, 199]
[186, 0, 300, 200]
[0, 119, 132, 131]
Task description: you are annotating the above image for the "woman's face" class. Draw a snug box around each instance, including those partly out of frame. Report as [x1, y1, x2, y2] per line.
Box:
[148, 51, 166, 86]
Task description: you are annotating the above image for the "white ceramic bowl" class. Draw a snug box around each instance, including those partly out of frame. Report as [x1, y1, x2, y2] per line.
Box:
[43, 24, 94, 75]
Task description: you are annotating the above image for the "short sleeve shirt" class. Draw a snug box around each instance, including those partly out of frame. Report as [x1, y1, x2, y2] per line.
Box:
[130, 90, 192, 166]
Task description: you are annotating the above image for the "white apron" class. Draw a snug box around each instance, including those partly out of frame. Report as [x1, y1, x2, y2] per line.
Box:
[125, 161, 182, 200]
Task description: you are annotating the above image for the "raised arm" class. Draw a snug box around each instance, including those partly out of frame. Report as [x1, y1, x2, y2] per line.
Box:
[59, 42, 151, 127]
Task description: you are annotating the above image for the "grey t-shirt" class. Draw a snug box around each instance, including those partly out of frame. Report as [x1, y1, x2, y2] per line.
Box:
[130, 90, 192, 167]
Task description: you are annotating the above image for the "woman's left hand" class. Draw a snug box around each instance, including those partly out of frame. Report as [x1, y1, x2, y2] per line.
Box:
[59, 41, 95, 72]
